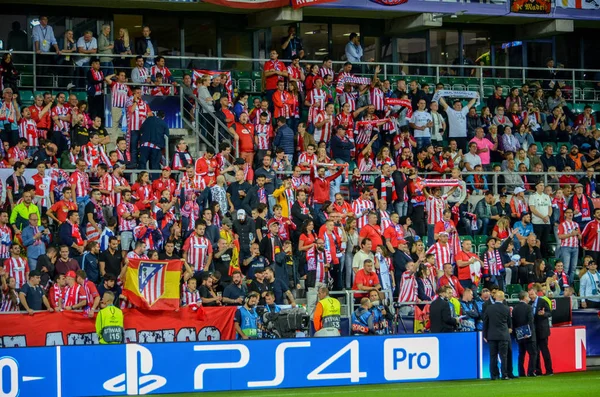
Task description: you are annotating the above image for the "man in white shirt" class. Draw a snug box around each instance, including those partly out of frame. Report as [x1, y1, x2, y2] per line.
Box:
[75, 31, 98, 88]
[462, 142, 482, 172]
[529, 180, 553, 257]
[439, 94, 478, 152]
[409, 98, 433, 150]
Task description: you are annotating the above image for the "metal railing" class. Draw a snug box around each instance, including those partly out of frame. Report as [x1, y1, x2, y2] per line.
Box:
[7, 51, 600, 106]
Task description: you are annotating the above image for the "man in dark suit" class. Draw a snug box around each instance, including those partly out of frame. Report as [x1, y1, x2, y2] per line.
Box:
[483, 291, 512, 380]
[482, 285, 516, 378]
[512, 290, 538, 377]
[429, 286, 458, 333]
[135, 26, 158, 69]
[529, 287, 554, 375]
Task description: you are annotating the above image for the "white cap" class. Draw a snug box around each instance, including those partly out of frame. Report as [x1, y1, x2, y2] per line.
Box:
[237, 209, 246, 218]
[513, 187, 526, 194]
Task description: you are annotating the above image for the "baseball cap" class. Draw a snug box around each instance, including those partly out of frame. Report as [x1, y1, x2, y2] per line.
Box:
[237, 209, 246, 218]
[513, 187, 526, 194]
[162, 166, 171, 171]
[574, 183, 584, 188]
[66, 271, 77, 279]
[400, 161, 413, 169]
[222, 217, 233, 228]
[114, 161, 126, 169]
[267, 219, 280, 227]
[398, 239, 408, 245]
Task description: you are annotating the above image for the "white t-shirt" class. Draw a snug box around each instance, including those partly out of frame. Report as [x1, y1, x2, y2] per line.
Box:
[463, 152, 482, 171]
[75, 37, 98, 66]
[410, 110, 433, 138]
[529, 192, 552, 224]
[446, 107, 470, 138]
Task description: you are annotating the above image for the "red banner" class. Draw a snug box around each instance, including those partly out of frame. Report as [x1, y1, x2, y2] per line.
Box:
[202, 0, 289, 9]
[0, 307, 237, 347]
[291, 0, 339, 9]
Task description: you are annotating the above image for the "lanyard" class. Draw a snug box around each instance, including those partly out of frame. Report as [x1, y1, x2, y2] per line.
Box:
[85, 40, 92, 50]
[41, 27, 48, 40]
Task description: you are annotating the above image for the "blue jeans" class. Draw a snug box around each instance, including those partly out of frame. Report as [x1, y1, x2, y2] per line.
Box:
[100, 62, 114, 77]
[478, 218, 490, 236]
[559, 246, 579, 284]
[427, 224, 435, 248]
[395, 201, 408, 217]
[416, 136, 431, 150]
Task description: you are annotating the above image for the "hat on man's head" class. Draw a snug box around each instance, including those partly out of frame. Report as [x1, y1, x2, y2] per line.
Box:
[237, 209, 246, 218]
[65, 271, 77, 279]
[513, 187, 526, 194]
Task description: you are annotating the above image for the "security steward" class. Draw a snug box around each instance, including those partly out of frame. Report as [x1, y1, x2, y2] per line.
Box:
[95, 291, 125, 344]
[313, 286, 341, 337]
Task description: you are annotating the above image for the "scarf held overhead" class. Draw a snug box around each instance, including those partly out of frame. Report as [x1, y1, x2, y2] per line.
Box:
[432, 90, 480, 106]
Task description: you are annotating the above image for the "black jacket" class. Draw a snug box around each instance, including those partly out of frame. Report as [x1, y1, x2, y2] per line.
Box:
[232, 218, 256, 255]
[487, 94, 504, 115]
[429, 297, 457, 333]
[512, 301, 536, 342]
[140, 116, 170, 149]
[259, 234, 282, 264]
[531, 297, 552, 339]
[136, 36, 158, 57]
[291, 201, 314, 228]
[483, 302, 512, 341]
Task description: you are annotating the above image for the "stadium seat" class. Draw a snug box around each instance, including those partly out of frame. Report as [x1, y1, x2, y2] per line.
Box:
[474, 235, 487, 254]
[237, 79, 253, 92]
[421, 236, 428, 247]
[75, 92, 87, 101]
[459, 235, 473, 242]
[452, 84, 466, 91]
[547, 257, 558, 270]
[19, 74, 34, 88]
[506, 284, 522, 296]
[483, 85, 495, 97]
[20, 91, 35, 105]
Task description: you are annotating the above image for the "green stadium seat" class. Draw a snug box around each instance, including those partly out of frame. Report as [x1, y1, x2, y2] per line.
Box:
[459, 235, 473, 242]
[75, 92, 87, 101]
[19, 74, 33, 88]
[252, 71, 262, 80]
[20, 91, 35, 104]
[483, 85, 495, 97]
[583, 88, 596, 100]
[506, 284, 522, 296]
[453, 84, 466, 91]
[421, 236, 428, 247]
[547, 257, 558, 270]
[237, 79, 253, 92]
[253, 79, 263, 92]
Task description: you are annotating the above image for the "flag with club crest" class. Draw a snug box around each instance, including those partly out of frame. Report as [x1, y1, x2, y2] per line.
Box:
[123, 259, 182, 310]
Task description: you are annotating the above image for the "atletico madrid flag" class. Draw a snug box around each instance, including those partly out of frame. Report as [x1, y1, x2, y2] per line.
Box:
[123, 259, 182, 310]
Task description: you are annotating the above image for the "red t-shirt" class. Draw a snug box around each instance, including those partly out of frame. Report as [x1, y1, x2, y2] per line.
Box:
[359, 224, 383, 249]
[455, 250, 479, 281]
[383, 225, 403, 248]
[50, 200, 78, 224]
[264, 60, 286, 91]
[299, 233, 316, 251]
[352, 269, 379, 298]
[235, 123, 255, 153]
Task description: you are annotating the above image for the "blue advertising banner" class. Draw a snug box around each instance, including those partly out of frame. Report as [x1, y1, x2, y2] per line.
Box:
[573, 310, 600, 356]
[0, 333, 478, 397]
[104, 96, 183, 129]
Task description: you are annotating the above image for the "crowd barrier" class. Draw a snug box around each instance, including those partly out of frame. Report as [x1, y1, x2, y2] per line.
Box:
[0, 328, 586, 397]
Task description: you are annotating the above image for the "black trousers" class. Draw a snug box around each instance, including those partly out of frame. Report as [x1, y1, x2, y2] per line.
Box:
[533, 224, 551, 257]
[536, 337, 553, 375]
[517, 339, 538, 376]
[489, 340, 509, 379]
[410, 205, 426, 237]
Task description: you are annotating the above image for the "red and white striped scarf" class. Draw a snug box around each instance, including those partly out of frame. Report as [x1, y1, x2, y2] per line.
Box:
[385, 98, 413, 118]
[91, 69, 104, 95]
[483, 249, 504, 276]
[380, 175, 398, 202]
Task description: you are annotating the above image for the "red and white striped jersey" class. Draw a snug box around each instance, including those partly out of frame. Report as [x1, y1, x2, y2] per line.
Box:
[339, 92, 356, 111]
[305, 247, 332, 284]
[181, 285, 201, 307]
[69, 170, 90, 198]
[150, 65, 172, 82]
[183, 234, 213, 272]
[313, 111, 334, 143]
[51, 105, 70, 132]
[355, 119, 378, 146]
[30, 174, 54, 208]
[0, 225, 12, 259]
[319, 67, 334, 79]
[82, 280, 99, 312]
[335, 112, 354, 132]
[380, 210, 392, 231]
[352, 198, 374, 230]
[127, 99, 150, 131]
[134, 224, 160, 251]
[100, 173, 116, 207]
[127, 251, 149, 260]
[559, 220, 580, 248]
[252, 109, 271, 126]
[398, 271, 417, 303]
[0, 290, 19, 312]
[110, 81, 132, 108]
[7, 146, 28, 163]
[117, 202, 137, 231]
[306, 88, 328, 124]
[4, 257, 29, 289]
[18, 118, 39, 147]
[176, 174, 206, 198]
[287, 65, 304, 92]
[113, 176, 129, 208]
[426, 195, 448, 225]
[255, 123, 274, 150]
[82, 143, 111, 169]
[370, 87, 385, 111]
[298, 152, 317, 170]
[426, 242, 453, 271]
[64, 284, 86, 307]
[171, 150, 194, 171]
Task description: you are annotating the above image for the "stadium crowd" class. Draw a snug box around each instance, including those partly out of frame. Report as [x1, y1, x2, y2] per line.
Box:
[0, 19, 599, 347]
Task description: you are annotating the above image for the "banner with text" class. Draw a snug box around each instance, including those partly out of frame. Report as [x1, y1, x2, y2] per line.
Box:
[510, 0, 551, 13]
[0, 333, 478, 397]
[202, 0, 288, 9]
[291, 0, 340, 8]
[0, 308, 236, 347]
